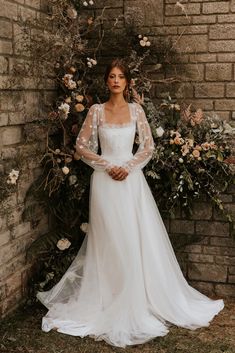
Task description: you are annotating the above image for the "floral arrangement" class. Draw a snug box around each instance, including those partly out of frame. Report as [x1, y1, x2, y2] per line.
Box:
[15, 0, 234, 295]
[144, 97, 235, 220]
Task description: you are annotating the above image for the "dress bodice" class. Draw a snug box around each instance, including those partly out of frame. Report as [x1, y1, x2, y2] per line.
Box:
[76, 102, 155, 172]
[98, 124, 136, 164]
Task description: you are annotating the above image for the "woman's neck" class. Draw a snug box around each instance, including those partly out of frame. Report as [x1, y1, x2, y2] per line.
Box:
[107, 94, 127, 107]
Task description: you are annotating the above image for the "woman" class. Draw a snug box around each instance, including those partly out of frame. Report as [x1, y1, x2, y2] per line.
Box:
[37, 59, 224, 348]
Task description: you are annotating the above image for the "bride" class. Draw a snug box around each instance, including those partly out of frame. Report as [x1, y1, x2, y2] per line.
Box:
[37, 58, 224, 348]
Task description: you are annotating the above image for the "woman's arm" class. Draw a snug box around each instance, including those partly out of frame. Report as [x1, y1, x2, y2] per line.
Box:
[76, 104, 113, 171]
[122, 103, 155, 173]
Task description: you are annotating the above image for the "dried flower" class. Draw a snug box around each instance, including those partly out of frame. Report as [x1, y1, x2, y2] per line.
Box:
[58, 102, 70, 119]
[181, 144, 190, 156]
[48, 111, 58, 120]
[87, 17, 93, 25]
[7, 169, 19, 185]
[192, 149, 200, 158]
[139, 35, 151, 47]
[57, 238, 71, 251]
[65, 97, 72, 103]
[68, 175, 77, 185]
[87, 57, 97, 67]
[62, 166, 70, 175]
[80, 222, 89, 233]
[55, 149, 61, 154]
[174, 136, 184, 145]
[68, 66, 76, 74]
[156, 126, 165, 137]
[62, 74, 77, 90]
[66, 7, 77, 20]
[65, 157, 73, 163]
[75, 95, 84, 102]
[89, 0, 94, 4]
[83, 1, 88, 6]
[75, 103, 85, 112]
[135, 135, 140, 144]
[140, 40, 146, 47]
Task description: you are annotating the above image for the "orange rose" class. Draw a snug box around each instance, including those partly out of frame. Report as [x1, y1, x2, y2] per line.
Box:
[192, 149, 200, 158]
[174, 136, 184, 145]
[75, 103, 85, 112]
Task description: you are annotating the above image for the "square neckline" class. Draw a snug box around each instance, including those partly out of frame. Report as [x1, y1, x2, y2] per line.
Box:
[101, 103, 135, 128]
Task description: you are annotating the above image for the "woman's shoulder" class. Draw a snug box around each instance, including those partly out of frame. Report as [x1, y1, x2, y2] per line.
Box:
[130, 102, 145, 114]
[89, 103, 103, 111]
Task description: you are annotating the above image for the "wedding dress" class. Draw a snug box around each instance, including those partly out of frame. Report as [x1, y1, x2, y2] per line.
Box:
[37, 102, 224, 348]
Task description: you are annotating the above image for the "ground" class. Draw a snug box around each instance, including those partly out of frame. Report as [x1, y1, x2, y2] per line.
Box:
[0, 299, 235, 353]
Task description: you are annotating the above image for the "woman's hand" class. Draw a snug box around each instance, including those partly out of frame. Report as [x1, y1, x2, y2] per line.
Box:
[107, 166, 129, 181]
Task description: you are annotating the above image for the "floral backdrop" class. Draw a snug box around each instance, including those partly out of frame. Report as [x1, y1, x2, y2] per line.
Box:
[1, 0, 234, 296]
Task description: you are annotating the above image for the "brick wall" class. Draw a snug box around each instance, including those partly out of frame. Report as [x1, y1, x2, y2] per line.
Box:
[166, 188, 235, 298]
[153, 0, 235, 122]
[0, 0, 235, 317]
[0, 0, 51, 317]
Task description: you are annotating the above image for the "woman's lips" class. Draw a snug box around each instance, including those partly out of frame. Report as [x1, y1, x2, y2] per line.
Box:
[113, 85, 120, 88]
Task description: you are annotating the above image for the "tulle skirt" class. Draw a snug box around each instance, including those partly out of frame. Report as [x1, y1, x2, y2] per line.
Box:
[37, 169, 224, 348]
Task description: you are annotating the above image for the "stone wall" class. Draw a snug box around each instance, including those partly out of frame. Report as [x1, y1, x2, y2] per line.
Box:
[0, 0, 52, 317]
[0, 0, 235, 317]
[167, 188, 235, 298]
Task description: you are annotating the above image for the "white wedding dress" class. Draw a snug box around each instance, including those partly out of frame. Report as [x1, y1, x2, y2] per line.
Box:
[37, 102, 224, 348]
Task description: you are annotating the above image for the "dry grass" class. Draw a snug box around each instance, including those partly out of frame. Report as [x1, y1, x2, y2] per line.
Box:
[0, 299, 235, 353]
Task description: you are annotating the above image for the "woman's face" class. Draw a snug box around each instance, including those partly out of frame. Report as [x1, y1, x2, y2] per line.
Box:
[106, 67, 127, 95]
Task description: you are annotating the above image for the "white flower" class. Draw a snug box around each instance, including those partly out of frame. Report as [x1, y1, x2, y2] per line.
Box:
[67, 80, 77, 89]
[138, 34, 142, 38]
[7, 169, 20, 185]
[62, 166, 70, 175]
[145, 41, 151, 47]
[179, 158, 184, 163]
[57, 238, 71, 251]
[9, 169, 19, 178]
[55, 148, 61, 154]
[66, 7, 77, 19]
[174, 103, 181, 111]
[87, 57, 97, 67]
[156, 126, 165, 137]
[83, 1, 88, 6]
[69, 175, 77, 185]
[89, 0, 94, 4]
[90, 58, 97, 65]
[63, 73, 73, 81]
[58, 102, 70, 119]
[62, 74, 77, 90]
[80, 222, 89, 233]
[143, 36, 148, 42]
[139, 40, 146, 47]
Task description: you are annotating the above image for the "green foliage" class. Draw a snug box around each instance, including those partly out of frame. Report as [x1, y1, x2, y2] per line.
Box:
[144, 96, 235, 221]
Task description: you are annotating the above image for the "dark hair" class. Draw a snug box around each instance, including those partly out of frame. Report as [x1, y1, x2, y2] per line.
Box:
[104, 58, 131, 86]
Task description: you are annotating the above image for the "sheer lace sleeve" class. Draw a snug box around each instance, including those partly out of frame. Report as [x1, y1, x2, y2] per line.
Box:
[76, 104, 112, 171]
[122, 103, 155, 173]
